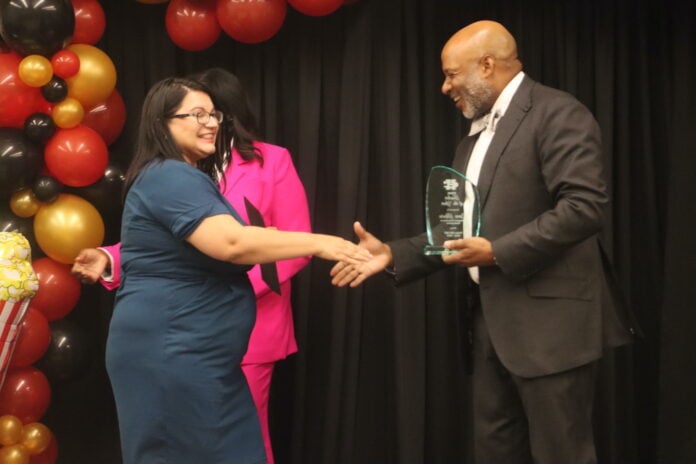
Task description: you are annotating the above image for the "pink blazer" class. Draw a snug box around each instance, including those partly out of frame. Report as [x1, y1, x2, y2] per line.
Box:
[100, 141, 312, 364]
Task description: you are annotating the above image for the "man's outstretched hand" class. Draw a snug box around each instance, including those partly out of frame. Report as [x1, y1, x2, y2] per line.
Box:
[330, 221, 393, 287]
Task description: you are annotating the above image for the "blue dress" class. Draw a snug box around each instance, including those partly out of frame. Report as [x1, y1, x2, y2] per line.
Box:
[106, 160, 266, 464]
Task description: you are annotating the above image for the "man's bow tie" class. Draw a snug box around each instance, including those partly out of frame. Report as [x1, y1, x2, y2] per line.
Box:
[470, 111, 501, 136]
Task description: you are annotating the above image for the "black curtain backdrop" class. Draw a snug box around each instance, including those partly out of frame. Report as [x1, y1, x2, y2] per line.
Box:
[42, 0, 696, 463]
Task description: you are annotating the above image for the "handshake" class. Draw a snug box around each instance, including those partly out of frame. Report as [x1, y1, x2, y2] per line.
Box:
[330, 221, 495, 286]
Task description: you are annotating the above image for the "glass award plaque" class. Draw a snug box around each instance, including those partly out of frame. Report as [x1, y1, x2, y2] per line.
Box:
[424, 165, 480, 255]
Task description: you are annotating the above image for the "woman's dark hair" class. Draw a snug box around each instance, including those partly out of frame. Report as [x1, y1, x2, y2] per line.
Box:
[189, 68, 263, 171]
[123, 77, 226, 196]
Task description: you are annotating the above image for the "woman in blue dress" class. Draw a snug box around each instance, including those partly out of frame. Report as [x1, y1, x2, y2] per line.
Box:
[106, 77, 370, 464]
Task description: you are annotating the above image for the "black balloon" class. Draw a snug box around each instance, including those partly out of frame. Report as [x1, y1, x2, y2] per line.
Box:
[41, 76, 68, 103]
[0, 205, 43, 259]
[33, 175, 64, 203]
[24, 113, 56, 143]
[0, 206, 32, 235]
[103, 164, 127, 186]
[69, 164, 125, 212]
[0, 128, 43, 196]
[35, 319, 91, 383]
[0, 0, 74, 56]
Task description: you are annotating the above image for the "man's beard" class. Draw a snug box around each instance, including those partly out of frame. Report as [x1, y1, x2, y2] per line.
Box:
[462, 75, 494, 120]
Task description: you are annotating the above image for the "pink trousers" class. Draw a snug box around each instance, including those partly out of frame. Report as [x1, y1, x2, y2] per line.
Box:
[242, 361, 276, 464]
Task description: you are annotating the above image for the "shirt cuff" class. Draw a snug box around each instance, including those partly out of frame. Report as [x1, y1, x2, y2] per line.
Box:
[97, 247, 115, 283]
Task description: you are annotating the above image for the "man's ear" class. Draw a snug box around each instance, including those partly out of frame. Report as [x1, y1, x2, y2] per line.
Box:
[480, 54, 495, 76]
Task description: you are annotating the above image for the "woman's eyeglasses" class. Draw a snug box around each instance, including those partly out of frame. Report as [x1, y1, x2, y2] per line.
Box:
[171, 110, 224, 125]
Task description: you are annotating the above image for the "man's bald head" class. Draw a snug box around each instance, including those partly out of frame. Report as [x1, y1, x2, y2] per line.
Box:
[440, 21, 522, 119]
[444, 20, 519, 68]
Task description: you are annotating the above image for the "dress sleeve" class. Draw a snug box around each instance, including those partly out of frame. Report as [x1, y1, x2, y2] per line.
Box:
[136, 161, 239, 241]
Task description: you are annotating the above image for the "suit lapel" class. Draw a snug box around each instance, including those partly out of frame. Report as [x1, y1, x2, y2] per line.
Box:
[452, 134, 478, 174]
[223, 149, 248, 194]
[476, 77, 534, 209]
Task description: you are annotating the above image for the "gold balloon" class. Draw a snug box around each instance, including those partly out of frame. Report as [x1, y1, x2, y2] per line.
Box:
[65, 44, 117, 108]
[18, 55, 53, 88]
[0, 415, 23, 446]
[9, 189, 41, 218]
[52, 97, 85, 129]
[0, 444, 29, 464]
[33, 193, 105, 264]
[20, 422, 52, 455]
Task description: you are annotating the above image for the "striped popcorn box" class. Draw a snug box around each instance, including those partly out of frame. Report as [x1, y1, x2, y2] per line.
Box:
[0, 232, 40, 391]
[0, 298, 32, 390]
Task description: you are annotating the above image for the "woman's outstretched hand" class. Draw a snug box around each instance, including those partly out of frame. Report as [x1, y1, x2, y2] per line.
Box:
[314, 232, 374, 265]
[71, 248, 110, 284]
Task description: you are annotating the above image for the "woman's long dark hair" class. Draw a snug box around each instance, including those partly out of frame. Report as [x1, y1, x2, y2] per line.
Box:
[122, 77, 226, 197]
[190, 68, 264, 178]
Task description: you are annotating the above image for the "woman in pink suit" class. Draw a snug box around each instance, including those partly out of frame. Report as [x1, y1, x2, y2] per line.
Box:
[72, 68, 310, 464]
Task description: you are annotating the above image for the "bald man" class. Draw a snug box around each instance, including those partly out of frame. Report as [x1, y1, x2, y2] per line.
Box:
[332, 20, 638, 464]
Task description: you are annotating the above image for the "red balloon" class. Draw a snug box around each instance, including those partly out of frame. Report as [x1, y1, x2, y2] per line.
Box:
[82, 89, 126, 146]
[217, 0, 286, 44]
[0, 52, 45, 129]
[29, 436, 58, 464]
[50, 50, 80, 80]
[288, 0, 342, 16]
[9, 309, 51, 368]
[29, 258, 81, 322]
[71, 0, 106, 45]
[166, 0, 221, 51]
[35, 99, 54, 116]
[0, 367, 51, 424]
[44, 125, 109, 187]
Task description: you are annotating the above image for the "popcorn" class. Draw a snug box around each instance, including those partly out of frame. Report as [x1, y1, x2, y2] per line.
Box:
[0, 232, 39, 390]
[0, 232, 39, 302]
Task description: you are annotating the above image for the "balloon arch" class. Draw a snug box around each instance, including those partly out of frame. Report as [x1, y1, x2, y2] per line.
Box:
[0, 0, 123, 461]
[159, 0, 359, 51]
